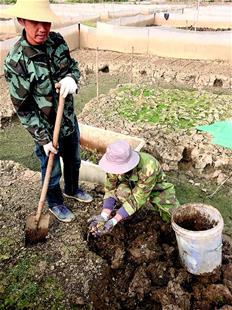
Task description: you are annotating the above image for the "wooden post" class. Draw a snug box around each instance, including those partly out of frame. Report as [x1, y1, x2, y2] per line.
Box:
[195, 0, 200, 32]
[131, 46, 134, 83]
[96, 47, 99, 102]
[78, 23, 81, 49]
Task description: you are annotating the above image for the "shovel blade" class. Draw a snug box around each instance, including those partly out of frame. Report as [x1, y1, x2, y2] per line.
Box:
[25, 213, 50, 246]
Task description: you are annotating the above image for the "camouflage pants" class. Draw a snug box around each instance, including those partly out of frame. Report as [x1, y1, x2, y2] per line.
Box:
[116, 182, 179, 223]
[150, 185, 180, 222]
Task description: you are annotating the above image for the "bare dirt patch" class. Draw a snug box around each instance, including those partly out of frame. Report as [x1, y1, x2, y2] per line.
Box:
[74, 49, 232, 91]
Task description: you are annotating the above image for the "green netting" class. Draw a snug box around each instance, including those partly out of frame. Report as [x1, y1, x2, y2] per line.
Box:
[196, 120, 232, 149]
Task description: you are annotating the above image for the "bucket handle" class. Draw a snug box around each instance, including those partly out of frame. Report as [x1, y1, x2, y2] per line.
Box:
[207, 243, 222, 253]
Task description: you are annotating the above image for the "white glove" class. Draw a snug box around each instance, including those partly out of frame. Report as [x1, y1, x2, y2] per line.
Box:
[43, 142, 58, 156]
[59, 76, 77, 98]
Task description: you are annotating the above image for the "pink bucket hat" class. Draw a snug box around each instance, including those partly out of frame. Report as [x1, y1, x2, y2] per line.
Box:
[99, 140, 140, 174]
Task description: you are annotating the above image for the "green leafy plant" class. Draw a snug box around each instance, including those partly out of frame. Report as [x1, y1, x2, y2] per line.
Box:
[116, 85, 231, 130]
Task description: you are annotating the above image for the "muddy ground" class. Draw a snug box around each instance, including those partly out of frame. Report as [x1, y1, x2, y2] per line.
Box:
[0, 161, 232, 309]
[0, 49, 232, 309]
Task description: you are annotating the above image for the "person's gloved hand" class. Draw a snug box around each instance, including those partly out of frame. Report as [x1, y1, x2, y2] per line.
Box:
[92, 218, 118, 237]
[88, 213, 108, 236]
[59, 76, 77, 98]
[101, 218, 117, 235]
[88, 214, 106, 228]
[43, 141, 58, 156]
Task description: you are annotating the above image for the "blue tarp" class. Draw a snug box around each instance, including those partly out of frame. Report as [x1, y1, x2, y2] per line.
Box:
[196, 120, 232, 149]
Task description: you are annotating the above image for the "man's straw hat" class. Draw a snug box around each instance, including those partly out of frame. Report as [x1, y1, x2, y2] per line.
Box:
[1, 0, 60, 23]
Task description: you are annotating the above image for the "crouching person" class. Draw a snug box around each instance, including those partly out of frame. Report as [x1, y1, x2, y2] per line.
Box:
[88, 140, 179, 236]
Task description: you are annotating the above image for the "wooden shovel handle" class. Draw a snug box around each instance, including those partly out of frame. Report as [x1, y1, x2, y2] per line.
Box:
[35, 95, 65, 222]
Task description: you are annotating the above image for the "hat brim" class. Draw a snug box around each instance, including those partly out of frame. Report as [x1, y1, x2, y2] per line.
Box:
[1, 5, 60, 23]
[99, 150, 140, 174]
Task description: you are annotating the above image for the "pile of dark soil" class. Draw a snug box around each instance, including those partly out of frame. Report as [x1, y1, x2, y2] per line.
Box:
[87, 208, 232, 310]
[177, 26, 231, 31]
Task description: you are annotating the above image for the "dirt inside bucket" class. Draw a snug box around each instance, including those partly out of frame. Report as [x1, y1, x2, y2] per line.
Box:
[174, 209, 217, 231]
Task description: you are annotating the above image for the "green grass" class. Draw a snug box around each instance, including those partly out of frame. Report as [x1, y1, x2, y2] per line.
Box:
[0, 237, 15, 261]
[81, 20, 97, 28]
[0, 120, 40, 171]
[0, 254, 65, 309]
[0, 257, 38, 309]
[168, 172, 232, 237]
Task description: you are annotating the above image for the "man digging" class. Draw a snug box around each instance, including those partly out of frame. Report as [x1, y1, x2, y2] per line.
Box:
[3, 0, 93, 223]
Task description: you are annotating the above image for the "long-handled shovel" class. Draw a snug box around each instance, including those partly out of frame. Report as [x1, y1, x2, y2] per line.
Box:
[25, 94, 65, 245]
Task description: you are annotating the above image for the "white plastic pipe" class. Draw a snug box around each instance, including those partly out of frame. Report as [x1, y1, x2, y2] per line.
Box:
[79, 123, 145, 184]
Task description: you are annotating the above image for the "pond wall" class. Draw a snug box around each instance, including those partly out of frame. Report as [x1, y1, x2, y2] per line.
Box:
[59, 123, 146, 184]
[0, 3, 231, 76]
[154, 11, 232, 29]
[82, 22, 231, 62]
[108, 14, 154, 27]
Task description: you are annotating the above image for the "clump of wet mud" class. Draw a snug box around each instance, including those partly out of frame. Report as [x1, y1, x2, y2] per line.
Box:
[87, 208, 232, 310]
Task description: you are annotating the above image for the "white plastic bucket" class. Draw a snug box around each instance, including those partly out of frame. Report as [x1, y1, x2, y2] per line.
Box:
[171, 203, 224, 275]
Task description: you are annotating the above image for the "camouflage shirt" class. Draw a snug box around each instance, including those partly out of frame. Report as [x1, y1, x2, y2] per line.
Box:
[4, 30, 80, 145]
[104, 152, 179, 221]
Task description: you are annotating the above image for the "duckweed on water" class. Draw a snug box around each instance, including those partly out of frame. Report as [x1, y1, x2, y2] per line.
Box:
[0, 121, 101, 171]
[116, 85, 231, 129]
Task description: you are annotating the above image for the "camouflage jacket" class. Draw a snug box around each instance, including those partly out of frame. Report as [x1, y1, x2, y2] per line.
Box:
[4, 30, 80, 145]
[104, 152, 179, 221]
